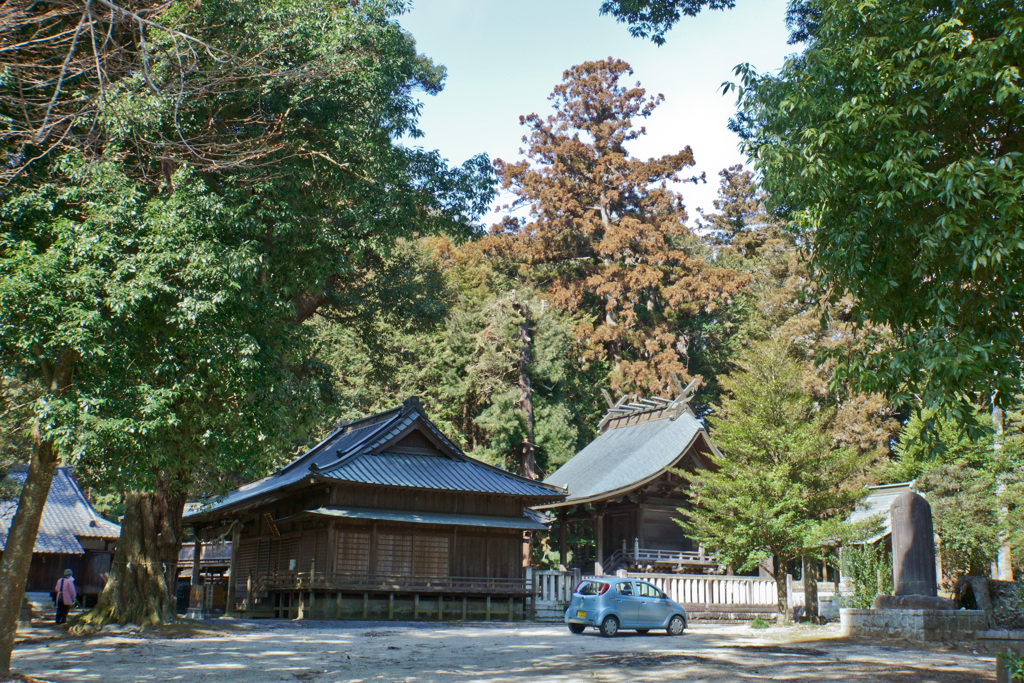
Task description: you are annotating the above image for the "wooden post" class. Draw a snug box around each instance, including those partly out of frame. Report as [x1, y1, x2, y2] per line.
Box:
[362, 592, 369, 620]
[388, 593, 394, 620]
[327, 523, 338, 576]
[309, 558, 316, 618]
[226, 523, 241, 617]
[462, 596, 467, 621]
[526, 567, 535, 620]
[485, 596, 491, 621]
[558, 511, 568, 571]
[336, 591, 343, 619]
[414, 593, 420, 620]
[437, 595, 443, 620]
[246, 571, 252, 612]
[595, 515, 605, 576]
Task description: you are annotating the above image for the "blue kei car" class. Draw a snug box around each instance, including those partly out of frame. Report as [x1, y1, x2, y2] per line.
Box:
[564, 577, 687, 637]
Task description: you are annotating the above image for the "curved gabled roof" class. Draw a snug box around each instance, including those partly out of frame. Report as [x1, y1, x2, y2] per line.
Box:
[186, 397, 563, 521]
[0, 467, 120, 554]
[540, 411, 716, 508]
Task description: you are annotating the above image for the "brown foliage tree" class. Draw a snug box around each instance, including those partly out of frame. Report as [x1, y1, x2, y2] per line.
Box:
[492, 58, 745, 394]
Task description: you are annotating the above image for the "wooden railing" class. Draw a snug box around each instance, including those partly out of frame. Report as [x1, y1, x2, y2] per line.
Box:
[244, 570, 529, 605]
[602, 541, 719, 574]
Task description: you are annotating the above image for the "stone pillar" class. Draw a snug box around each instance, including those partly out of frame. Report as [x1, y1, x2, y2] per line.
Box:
[994, 401, 1015, 580]
[891, 491, 937, 597]
[186, 539, 205, 619]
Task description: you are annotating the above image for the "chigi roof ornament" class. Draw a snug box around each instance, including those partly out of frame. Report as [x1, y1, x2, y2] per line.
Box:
[597, 373, 702, 433]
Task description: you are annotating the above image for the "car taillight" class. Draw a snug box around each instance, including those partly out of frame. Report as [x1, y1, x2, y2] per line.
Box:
[598, 583, 610, 595]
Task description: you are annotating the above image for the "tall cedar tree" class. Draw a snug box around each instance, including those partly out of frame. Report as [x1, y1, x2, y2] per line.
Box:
[492, 59, 745, 395]
[314, 237, 606, 478]
[681, 338, 864, 623]
[694, 167, 898, 464]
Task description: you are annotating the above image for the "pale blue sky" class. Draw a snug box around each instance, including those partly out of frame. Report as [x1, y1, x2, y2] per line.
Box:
[399, 0, 794, 225]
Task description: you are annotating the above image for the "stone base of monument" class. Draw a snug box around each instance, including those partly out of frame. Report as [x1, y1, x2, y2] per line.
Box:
[840, 607, 987, 642]
[873, 594, 955, 610]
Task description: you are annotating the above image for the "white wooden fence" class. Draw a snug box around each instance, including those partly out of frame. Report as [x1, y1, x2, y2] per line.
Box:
[528, 569, 782, 620]
[530, 569, 581, 622]
[632, 573, 776, 607]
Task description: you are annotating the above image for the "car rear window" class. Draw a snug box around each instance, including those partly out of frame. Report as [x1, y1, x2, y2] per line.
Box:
[576, 581, 609, 595]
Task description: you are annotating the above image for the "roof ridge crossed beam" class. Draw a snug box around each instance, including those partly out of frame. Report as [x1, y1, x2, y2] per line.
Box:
[597, 374, 702, 433]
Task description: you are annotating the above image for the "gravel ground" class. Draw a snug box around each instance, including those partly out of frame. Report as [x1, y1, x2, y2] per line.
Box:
[11, 620, 995, 682]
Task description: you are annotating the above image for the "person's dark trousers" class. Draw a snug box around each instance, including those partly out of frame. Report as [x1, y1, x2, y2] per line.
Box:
[55, 600, 70, 625]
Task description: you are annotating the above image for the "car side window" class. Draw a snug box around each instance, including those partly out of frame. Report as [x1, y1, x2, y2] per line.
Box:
[616, 582, 634, 596]
[637, 582, 662, 598]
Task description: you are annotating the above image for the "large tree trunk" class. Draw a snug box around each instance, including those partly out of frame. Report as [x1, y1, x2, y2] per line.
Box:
[81, 485, 186, 627]
[774, 555, 790, 625]
[802, 554, 819, 623]
[512, 298, 537, 480]
[0, 353, 75, 674]
[0, 429, 59, 673]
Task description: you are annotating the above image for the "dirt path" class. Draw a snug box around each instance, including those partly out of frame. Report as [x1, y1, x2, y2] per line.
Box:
[11, 620, 994, 682]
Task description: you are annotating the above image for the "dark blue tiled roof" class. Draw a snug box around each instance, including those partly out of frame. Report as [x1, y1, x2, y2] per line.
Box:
[186, 398, 562, 520]
[0, 467, 120, 554]
[320, 451, 557, 496]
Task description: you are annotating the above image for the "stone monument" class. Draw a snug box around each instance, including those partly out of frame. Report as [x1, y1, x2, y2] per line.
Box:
[872, 490, 952, 609]
[842, 489, 986, 642]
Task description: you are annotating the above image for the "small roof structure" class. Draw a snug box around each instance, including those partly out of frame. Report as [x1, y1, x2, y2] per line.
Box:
[539, 384, 719, 509]
[847, 481, 915, 543]
[186, 397, 563, 523]
[0, 467, 120, 554]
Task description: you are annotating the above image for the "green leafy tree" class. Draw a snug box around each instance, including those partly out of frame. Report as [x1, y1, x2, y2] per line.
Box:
[840, 544, 893, 609]
[883, 407, 1024, 580]
[598, 0, 737, 44]
[681, 338, 865, 622]
[0, 0, 490, 663]
[730, 0, 1024, 416]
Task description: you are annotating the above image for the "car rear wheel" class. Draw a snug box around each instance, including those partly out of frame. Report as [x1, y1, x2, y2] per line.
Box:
[599, 615, 620, 637]
[568, 623, 586, 634]
[635, 629, 649, 635]
[667, 614, 685, 636]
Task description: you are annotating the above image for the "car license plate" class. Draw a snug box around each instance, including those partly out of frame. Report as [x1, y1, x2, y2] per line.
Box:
[576, 610, 586, 618]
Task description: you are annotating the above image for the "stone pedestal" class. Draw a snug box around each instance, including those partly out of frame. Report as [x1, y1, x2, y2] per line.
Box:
[841, 608, 987, 642]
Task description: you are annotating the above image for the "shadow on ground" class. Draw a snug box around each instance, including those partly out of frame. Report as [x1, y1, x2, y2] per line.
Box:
[11, 621, 994, 682]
